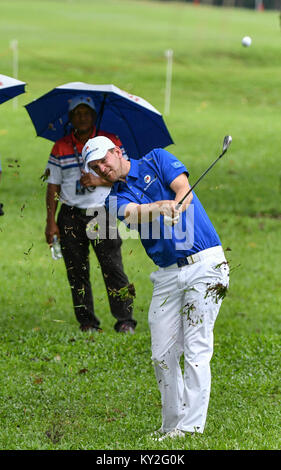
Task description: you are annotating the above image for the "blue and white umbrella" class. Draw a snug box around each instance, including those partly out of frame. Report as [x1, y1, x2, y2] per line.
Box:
[0, 74, 26, 105]
[25, 82, 174, 159]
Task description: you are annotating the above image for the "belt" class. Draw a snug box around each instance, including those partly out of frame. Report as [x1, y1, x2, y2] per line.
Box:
[76, 207, 88, 215]
[62, 204, 94, 216]
[166, 246, 224, 269]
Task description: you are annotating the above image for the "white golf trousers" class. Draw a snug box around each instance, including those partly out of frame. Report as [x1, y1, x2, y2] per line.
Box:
[148, 246, 229, 434]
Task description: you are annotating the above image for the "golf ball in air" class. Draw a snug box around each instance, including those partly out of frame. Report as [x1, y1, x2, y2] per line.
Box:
[242, 36, 252, 47]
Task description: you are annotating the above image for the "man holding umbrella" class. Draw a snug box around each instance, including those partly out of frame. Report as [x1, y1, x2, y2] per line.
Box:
[44, 95, 137, 333]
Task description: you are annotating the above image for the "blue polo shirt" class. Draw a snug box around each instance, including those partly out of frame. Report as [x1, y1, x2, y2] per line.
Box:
[105, 148, 221, 267]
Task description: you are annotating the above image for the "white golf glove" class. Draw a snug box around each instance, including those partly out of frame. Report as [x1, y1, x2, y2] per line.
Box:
[163, 214, 180, 226]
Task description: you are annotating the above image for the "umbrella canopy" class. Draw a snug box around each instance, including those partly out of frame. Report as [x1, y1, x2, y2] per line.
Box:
[0, 74, 26, 105]
[25, 82, 174, 159]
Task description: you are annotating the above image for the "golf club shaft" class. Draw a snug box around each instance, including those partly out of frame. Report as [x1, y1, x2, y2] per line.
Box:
[176, 149, 227, 209]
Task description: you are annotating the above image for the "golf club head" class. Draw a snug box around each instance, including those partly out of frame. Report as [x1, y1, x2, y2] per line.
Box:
[222, 135, 232, 153]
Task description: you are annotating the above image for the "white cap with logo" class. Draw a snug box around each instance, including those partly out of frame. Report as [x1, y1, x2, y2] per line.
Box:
[82, 136, 116, 172]
[68, 95, 96, 112]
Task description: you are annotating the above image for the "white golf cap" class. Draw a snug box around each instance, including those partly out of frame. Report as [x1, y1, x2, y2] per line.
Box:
[82, 136, 116, 171]
[68, 95, 96, 112]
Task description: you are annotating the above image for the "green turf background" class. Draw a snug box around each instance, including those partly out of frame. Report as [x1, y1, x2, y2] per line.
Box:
[0, 0, 280, 450]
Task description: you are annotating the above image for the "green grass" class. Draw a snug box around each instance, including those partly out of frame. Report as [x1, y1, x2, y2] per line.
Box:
[0, 0, 280, 450]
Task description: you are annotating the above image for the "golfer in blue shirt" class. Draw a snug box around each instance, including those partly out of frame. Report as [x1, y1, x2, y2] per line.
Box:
[82, 136, 230, 441]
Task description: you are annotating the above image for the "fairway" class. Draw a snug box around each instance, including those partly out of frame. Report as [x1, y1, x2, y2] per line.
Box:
[0, 0, 280, 451]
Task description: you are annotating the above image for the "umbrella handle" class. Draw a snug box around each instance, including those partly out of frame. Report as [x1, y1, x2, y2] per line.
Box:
[63, 120, 72, 137]
[95, 93, 107, 136]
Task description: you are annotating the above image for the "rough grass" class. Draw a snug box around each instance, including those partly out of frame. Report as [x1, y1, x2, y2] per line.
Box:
[0, 0, 280, 450]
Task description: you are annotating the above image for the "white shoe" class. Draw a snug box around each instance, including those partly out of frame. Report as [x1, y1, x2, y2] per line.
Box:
[157, 429, 185, 442]
[150, 427, 164, 438]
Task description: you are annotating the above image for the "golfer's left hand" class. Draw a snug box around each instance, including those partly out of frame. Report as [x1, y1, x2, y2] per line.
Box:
[163, 214, 180, 226]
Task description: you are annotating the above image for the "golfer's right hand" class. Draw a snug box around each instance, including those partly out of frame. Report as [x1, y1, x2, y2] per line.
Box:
[158, 200, 180, 219]
[45, 221, 60, 246]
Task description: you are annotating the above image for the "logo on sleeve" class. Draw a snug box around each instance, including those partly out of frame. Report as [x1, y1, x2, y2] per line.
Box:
[144, 175, 151, 184]
[172, 161, 184, 168]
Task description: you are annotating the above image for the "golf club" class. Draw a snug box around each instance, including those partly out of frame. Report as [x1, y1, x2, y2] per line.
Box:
[177, 135, 232, 208]
[164, 135, 232, 226]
